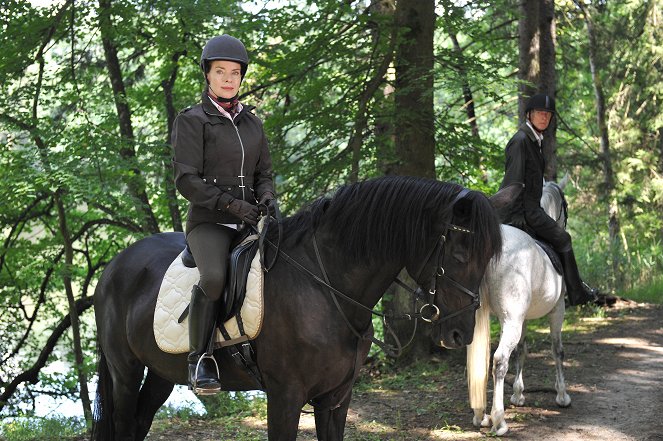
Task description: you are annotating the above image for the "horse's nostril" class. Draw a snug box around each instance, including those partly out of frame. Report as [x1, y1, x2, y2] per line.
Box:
[452, 329, 464, 347]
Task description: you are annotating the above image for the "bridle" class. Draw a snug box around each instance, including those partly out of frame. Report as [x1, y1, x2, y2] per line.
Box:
[260, 188, 481, 357]
[410, 188, 481, 325]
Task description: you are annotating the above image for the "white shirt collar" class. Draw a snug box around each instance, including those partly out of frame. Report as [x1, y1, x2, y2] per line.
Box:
[526, 121, 544, 146]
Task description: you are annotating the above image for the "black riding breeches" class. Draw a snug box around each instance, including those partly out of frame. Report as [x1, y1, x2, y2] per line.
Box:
[186, 223, 237, 302]
[524, 207, 572, 253]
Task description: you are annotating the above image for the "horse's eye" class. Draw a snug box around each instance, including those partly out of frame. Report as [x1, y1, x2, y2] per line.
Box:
[452, 248, 470, 263]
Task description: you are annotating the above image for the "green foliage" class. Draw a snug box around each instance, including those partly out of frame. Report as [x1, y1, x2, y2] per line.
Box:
[196, 391, 266, 419]
[0, 416, 86, 441]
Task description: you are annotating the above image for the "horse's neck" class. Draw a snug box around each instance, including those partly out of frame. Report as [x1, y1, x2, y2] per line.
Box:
[310, 235, 404, 310]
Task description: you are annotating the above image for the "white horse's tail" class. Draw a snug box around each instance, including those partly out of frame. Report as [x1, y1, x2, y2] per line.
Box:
[467, 286, 490, 412]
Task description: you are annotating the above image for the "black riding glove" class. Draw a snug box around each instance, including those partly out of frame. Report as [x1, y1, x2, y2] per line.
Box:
[225, 199, 259, 226]
[258, 192, 276, 216]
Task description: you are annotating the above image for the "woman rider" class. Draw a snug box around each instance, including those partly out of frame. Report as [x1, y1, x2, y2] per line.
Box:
[172, 34, 275, 394]
[499, 93, 598, 306]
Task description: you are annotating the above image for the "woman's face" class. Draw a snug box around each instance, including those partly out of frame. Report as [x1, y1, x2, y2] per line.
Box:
[206, 60, 242, 99]
[529, 109, 553, 132]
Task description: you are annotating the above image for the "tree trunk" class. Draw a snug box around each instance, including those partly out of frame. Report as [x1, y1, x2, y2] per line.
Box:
[98, 0, 159, 234]
[382, 0, 435, 365]
[162, 52, 184, 232]
[349, 1, 396, 183]
[450, 32, 486, 183]
[391, 0, 435, 178]
[518, 0, 557, 180]
[576, 1, 621, 288]
[54, 191, 92, 423]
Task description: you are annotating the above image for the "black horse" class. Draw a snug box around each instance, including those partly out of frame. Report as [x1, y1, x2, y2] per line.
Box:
[91, 176, 502, 441]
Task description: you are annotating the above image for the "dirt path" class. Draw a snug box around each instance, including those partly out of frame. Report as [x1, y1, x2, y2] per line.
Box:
[149, 301, 663, 440]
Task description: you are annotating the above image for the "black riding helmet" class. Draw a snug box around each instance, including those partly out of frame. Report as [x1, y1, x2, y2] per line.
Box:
[200, 34, 249, 78]
[525, 93, 556, 114]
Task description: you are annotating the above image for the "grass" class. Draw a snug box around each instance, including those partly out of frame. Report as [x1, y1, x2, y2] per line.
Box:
[621, 275, 663, 304]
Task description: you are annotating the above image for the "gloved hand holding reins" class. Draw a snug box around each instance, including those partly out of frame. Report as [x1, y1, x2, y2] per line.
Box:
[258, 192, 276, 216]
[225, 198, 259, 226]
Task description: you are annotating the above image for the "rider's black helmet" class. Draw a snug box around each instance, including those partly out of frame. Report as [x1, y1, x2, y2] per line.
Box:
[200, 34, 249, 77]
[525, 93, 556, 114]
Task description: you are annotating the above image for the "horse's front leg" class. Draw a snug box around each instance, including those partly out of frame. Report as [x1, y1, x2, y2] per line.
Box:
[491, 320, 522, 436]
[313, 390, 352, 441]
[550, 296, 571, 407]
[266, 383, 306, 441]
[510, 322, 528, 406]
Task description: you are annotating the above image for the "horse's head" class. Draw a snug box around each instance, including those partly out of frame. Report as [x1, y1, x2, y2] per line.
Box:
[542, 178, 569, 229]
[407, 188, 502, 349]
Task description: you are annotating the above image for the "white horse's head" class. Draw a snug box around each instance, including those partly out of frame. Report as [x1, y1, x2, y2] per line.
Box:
[542, 177, 569, 228]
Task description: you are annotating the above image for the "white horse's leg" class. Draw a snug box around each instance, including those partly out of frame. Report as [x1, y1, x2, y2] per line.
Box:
[550, 295, 571, 407]
[510, 322, 528, 406]
[490, 320, 522, 436]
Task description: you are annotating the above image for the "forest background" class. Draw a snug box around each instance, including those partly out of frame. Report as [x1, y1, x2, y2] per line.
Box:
[0, 0, 661, 435]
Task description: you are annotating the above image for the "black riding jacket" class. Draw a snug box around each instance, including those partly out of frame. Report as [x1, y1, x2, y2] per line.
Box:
[172, 92, 274, 232]
[499, 123, 570, 250]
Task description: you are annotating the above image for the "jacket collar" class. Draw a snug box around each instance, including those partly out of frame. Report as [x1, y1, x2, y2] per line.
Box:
[521, 122, 543, 146]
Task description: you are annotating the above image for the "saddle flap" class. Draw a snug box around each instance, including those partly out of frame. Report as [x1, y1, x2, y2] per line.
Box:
[221, 235, 260, 322]
[535, 240, 563, 275]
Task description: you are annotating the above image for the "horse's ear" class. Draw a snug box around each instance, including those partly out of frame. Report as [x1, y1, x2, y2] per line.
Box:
[489, 183, 523, 211]
[558, 173, 569, 190]
[452, 195, 473, 220]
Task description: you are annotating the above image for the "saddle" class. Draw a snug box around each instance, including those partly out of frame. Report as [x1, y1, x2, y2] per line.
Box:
[534, 240, 563, 275]
[181, 228, 260, 323]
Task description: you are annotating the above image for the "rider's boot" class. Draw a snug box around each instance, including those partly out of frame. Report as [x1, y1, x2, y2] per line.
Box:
[559, 249, 598, 306]
[188, 284, 222, 395]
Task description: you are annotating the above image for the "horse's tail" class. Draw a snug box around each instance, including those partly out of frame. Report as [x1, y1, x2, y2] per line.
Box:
[467, 286, 490, 413]
[90, 347, 114, 441]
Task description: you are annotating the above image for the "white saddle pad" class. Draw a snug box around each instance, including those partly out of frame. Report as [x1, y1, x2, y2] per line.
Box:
[154, 248, 264, 354]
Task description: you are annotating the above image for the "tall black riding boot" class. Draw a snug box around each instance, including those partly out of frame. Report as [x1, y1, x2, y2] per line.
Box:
[559, 249, 598, 306]
[188, 284, 222, 395]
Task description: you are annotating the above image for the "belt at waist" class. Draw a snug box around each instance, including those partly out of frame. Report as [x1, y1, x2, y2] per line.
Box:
[202, 176, 254, 187]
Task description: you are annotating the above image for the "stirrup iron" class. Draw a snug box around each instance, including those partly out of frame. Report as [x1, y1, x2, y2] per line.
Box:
[191, 353, 221, 396]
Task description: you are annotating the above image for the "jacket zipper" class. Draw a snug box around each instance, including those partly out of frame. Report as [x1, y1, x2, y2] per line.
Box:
[232, 121, 246, 201]
[204, 100, 248, 201]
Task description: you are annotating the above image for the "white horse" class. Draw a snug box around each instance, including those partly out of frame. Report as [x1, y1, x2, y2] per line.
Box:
[466, 177, 571, 436]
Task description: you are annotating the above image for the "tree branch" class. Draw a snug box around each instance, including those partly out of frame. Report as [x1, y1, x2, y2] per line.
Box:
[0, 296, 94, 413]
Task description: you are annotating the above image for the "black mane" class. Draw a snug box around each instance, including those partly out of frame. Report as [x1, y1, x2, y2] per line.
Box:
[273, 176, 501, 270]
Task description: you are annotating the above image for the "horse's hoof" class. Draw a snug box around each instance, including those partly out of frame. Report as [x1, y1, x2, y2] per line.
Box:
[510, 394, 525, 406]
[472, 413, 490, 427]
[490, 422, 509, 437]
[556, 393, 571, 407]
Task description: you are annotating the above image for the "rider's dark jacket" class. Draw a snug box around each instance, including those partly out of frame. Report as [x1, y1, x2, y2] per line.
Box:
[499, 123, 571, 251]
[172, 92, 274, 233]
